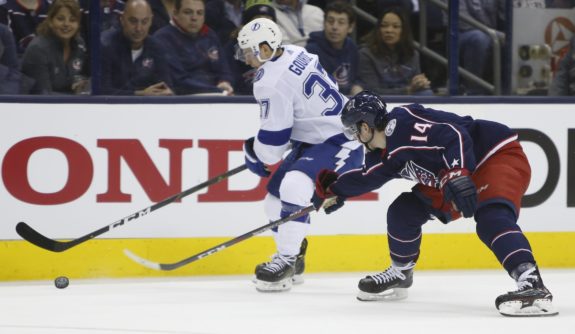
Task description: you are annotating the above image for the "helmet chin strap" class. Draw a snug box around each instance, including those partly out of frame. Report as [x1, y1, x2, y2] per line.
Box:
[257, 46, 281, 63]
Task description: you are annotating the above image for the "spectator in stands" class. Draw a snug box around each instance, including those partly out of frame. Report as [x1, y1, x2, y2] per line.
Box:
[0, 22, 18, 68]
[549, 35, 575, 96]
[272, 0, 324, 46]
[100, 0, 174, 96]
[357, 6, 432, 95]
[20, 0, 90, 95]
[205, 0, 244, 46]
[224, 1, 276, 95]
[98, 0, 173, 34]
[1, 22, 23, 94]
[0, 0, 51, 56]
[305, 1, 362, 96]
[154, 0, 234, 95]
[457, 0, 505, 95]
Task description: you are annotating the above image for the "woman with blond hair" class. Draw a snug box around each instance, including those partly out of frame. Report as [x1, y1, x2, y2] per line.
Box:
[21, 0, 90, 94]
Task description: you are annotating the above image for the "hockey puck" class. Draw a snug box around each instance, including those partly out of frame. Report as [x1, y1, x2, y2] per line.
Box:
[54, 276, 69, 289]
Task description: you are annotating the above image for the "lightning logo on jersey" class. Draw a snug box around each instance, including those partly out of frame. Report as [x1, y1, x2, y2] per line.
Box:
[334, 149, 351, 172]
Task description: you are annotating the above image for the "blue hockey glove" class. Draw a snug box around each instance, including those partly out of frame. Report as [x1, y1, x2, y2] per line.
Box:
[311, 169, 346, 214]
[243, 137, 270, 177]
[440, 168, 477, 218]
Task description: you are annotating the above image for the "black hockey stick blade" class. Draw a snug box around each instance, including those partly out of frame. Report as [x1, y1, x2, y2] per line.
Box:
[16, 164, 248, 252]
[124, 204, 316, 271]
[15, 222, 111, 252]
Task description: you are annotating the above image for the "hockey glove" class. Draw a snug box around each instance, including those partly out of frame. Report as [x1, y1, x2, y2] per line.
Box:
[311, 169, 346, 214]
[243, 137, 271, 177]
[440, 168, 477, 218]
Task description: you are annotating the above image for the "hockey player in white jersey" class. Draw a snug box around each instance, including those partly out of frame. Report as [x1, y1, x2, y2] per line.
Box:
[236, 18, 364, 292]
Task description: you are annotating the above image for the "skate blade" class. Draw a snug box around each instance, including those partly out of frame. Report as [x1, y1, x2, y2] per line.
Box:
[292, 274, 304, 285]
[498, 299, 559, 317]
[356, 288, 409, 301]
[253, 277, 293, 292]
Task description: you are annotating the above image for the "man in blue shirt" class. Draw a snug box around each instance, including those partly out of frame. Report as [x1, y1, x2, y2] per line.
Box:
[305, 1, 362, 96]
[101, 0, 174, 96]
[154, 0, 233, 95]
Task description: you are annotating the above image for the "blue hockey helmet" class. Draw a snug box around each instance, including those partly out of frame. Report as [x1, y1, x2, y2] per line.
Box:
[341, 90, 388, 138]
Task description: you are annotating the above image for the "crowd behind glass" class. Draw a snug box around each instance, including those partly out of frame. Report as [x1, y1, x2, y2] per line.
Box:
[0, 0, 574, 96]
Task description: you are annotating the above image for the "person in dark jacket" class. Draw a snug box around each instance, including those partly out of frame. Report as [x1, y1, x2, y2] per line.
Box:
[457, 0, 504, 95]
[0, 22, 22, 94]
[20, 0, 90, 95]
[205, 0, 243, 46]
[305, 1, 362, 96]
[0, 22, 18, 71]
[0, 0, 51, 56]
[154, 0, 233, 95]
[100, 0, 174, 96]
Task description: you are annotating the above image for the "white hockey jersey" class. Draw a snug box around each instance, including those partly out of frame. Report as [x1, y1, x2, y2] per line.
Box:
[253, 45, 349, 165]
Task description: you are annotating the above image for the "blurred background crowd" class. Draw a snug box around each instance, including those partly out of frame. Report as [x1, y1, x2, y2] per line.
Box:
[0, 0, 574, 96]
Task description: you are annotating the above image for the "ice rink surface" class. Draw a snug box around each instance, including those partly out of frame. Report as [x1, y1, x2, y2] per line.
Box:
[0, 269, 573, 334]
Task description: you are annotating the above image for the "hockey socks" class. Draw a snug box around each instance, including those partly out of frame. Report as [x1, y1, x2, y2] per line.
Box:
[475, 204, 535, 273]
[255, 201, 310, 292]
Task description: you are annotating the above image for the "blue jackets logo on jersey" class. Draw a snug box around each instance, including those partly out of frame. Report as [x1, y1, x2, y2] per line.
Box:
[399, 161, 437, 187]
[142, 58, 154, 68]
[207, 47, 220, 61]
[385, 119, 397, 136]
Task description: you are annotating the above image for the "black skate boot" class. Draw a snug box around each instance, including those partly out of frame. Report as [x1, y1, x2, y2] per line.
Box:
[495, 263, 558, 317]
[255, 238, 308, 285]
[293, 238, 308, 285]
[254, 254, 296, 292]
[357, 261, 415, 301]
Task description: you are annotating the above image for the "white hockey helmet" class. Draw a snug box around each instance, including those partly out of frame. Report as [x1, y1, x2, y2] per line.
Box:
[236, 17, 283, 63]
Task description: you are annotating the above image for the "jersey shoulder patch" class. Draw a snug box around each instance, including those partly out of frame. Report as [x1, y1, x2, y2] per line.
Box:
[254, 68, 265, 83]
[385, 118, 397, 136]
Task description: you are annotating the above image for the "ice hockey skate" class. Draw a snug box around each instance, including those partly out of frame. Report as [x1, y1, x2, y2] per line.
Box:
[495, 264, 558, 317]
[357, 262, 415, 301]
[255, 238, 307, 286]
[254, 253, 296, 292]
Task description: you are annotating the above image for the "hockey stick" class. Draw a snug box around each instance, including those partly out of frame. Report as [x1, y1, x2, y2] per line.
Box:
[124, 204, 316, 271]
[15, 164, 248, 252]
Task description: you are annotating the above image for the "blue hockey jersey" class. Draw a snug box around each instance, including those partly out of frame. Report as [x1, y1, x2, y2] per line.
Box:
[153, 23, 232, 95]
[0, 0, 51, 54]
[330, 103, 518, 198]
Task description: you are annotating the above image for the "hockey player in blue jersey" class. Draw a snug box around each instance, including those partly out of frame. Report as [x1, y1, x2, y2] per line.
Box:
[312, 91, 558, 317]
[236, 17, 364, 292]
